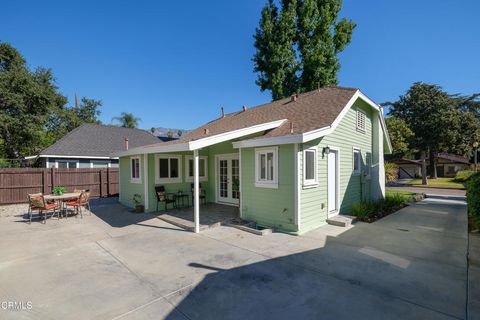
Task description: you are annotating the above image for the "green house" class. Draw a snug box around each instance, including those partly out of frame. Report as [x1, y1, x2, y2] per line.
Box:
[113, 87, 392, 234]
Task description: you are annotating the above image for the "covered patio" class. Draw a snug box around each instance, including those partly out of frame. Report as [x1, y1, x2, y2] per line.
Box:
[114, 118, 287, 233]
[157, 203, 238, 232]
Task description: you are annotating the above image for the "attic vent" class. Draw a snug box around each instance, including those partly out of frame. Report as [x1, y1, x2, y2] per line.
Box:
[204, 128, 210, 135]
[221, 106, 225, 118]
[356, 110, 366, 132]
[124, 137, 129, 150]
[291, 95, 297, 102]
[242, 105, 247, 112]
[290, 122, 294, 134]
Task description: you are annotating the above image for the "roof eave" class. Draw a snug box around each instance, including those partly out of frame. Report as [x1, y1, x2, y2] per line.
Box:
[112, 119, 288, 157]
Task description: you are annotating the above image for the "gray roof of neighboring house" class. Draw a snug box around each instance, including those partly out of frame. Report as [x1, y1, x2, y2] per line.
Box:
[38, 123, 162, 157]
[436, 153, 470, 164]
[138, 86, 358, 149]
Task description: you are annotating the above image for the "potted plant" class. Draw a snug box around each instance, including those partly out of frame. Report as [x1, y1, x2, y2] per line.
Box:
[133, 194, 144, 213]
[52, 187, 66, 195]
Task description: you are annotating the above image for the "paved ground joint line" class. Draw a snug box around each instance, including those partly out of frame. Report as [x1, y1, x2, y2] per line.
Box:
[200, 230, 464, 319]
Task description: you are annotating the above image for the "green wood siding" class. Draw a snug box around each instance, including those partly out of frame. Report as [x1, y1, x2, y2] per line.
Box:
[240, 144, 297, 232]
[299, 99, 374, 233]
[119, 155, 145, 208]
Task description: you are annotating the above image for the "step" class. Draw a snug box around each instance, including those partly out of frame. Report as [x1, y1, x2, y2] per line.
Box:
[326, 215, 357, 227]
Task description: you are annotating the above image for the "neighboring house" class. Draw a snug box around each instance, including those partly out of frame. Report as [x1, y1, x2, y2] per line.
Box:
[436, 153, 470, 177]
[27, 123, 162, 168]
[113, 87, 392, 234]
[394, 159, 421, 179]
[394, 153, 470, 179]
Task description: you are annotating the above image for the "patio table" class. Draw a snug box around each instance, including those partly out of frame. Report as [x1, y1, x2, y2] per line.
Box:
[44, 193, 81, 218]
[175, 194, 189, 208]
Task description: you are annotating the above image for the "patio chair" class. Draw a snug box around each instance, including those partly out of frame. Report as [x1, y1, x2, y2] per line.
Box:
[190, 183, 207, 206]
[64, 191, 91, 219]
[27, 193, 59, 224]
[155, 186, 176, 211]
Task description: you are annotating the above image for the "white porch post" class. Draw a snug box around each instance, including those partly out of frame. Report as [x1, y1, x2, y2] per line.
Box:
[193, 149, 200, 233]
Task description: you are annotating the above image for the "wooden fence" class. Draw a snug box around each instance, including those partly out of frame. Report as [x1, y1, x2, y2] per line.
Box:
[0, 168, 119, 204]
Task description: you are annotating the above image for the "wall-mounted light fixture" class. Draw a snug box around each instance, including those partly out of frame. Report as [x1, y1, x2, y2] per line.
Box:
[322, 146, 330, 158]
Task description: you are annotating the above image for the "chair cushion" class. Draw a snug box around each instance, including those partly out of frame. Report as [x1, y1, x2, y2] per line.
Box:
[29, 195, 45, 208]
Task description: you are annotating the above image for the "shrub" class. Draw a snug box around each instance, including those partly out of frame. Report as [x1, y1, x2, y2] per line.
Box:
[454, 170, 474, 182]
[466, 174, 480, 230]
[385, 161, 398, 183]
[351, 193, 408, 222]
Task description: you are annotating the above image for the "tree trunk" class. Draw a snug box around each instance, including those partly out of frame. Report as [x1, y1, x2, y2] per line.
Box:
[421, 150, 428, 185]
[429, 151, 438, 179]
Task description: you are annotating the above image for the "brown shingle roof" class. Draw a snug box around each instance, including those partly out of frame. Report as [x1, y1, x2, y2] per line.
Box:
[140, 86, 358, 149]
[40, 123, 162, 157]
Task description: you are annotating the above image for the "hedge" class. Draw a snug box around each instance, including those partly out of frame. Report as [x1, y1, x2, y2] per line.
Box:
[466, 173, 480, 229]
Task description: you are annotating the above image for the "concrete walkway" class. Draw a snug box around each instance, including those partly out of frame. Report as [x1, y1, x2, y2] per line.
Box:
[0, 196, 468, 319]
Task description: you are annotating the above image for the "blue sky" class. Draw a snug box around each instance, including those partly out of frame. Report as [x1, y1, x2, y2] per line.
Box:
[1, 0, 479, 130]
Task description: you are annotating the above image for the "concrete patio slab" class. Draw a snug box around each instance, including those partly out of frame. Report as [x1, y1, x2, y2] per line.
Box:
[0, 196, 469, 319]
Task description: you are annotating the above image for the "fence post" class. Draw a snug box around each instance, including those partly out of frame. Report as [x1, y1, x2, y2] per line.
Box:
[106, 167, 110, 196]
[42, 169, 48, 194]
[99, 169, 104, 198]
[51, 168, 55, 191]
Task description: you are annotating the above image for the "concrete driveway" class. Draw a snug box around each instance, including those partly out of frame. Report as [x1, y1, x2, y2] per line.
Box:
[0, 196, 468, 319]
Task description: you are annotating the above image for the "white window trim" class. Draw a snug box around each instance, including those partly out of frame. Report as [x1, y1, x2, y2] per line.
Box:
[155, 154, 182, 184]
[352, 147, 361, 176]
[55, 159, 79, 169]
[303, 146, 318, 187]
[185, 155, 208, 182]
[255, 146, 278, 189]
[356, 109, 366, 132]
[130, 156, 141, 183]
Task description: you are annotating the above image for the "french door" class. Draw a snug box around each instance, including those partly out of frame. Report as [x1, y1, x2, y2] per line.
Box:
[217, 155, 240, 205]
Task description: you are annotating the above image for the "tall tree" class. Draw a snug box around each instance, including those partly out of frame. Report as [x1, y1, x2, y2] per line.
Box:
[253, 0, 355, 100]
[253, 0, 299, 100]
[0, 42, 67, 159]
[385, 82, 480, 183]
[46, 96, 102, 142]
[297, 0, 356, 91]
[385, 117, 414, 159]
[112, 112, 141, 128]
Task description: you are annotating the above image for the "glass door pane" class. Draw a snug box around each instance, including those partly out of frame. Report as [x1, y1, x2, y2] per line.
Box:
[219, 159, 228, 198]
[231, 159, 239, 199]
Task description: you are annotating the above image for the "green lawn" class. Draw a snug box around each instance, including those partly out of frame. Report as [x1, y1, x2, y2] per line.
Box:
[386, 189, 416, 197]
[406, 177, 465, 189]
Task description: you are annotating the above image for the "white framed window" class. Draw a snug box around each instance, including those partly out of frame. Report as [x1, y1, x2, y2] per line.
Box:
[365, 152, 372, 179]
[90, 160, 109, 168]
[185, 156, 208, 181]
[353, 148, 361, 175]
[303, 147, 318, 187]
[356, 109, 366, 132]
[56, 160, 79, 168]
[255, 147, 278, 188]
[155, 154, 182, 184]
[130, 156, 141, 183]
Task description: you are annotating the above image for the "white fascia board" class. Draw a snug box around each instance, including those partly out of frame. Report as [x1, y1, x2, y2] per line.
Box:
[232, 125, 333, 148]
[24, 155, 38, 160]
[36, 154, 118, 159]
[233, 134, 303, 148]
[357, 91, 393, 153]
[189, 119, 287, 150]
[113, 119, 287, 156]
[112, 142, 190, 157]
[232, 90, 393, 149]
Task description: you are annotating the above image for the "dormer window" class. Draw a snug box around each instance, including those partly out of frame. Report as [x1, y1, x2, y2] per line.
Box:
[356, 110, 366, 132]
